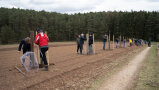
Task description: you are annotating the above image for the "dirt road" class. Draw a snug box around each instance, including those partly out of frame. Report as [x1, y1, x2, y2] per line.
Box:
[98, 47, 150, 90]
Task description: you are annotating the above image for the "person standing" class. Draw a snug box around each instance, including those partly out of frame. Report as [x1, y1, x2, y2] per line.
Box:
[144, 40, 147, 45]
[76, 35, 81, 54]
[102, 34, 107, 50]
[148, 39, 151, 47]
[18, 37, 31, 67]
[124, 38, 126, 47]
[79, 33, 86, 54]
[116, 38, 119, 48]
[35, 28, 49, 71]
[129, 39, 132, 46]
[88, 34, 93, 54]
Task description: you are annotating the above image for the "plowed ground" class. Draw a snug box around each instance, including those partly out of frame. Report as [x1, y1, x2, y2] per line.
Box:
[0, 42, 141, 90]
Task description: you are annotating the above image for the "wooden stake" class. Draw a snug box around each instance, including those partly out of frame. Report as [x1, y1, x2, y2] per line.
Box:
[15, 53, 26, 76]
[36, 32, 40, 64]
[84, 34, 87, 54]
[113, 35, 114, 49]
[45, 31, 50, 66]
[120, 35, 121, 48]
[30, 31, 37, 67]
[109, 32, 110, 50]
[15, 66, 26, 76]
[86, 33, 89, 54]
[107, 35, 108, 49]
[93, 34, 95, 54]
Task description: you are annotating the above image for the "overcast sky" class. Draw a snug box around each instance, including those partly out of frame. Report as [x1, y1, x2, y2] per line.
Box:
[0, 0, 159, 14]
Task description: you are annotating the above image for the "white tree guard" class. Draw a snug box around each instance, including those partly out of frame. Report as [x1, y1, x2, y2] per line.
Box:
[21, 52, 39, 72]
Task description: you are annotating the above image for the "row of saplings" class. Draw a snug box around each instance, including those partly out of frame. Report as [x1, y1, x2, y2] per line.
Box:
[75, 33, 151, 55]
[17, 29, 151, 75]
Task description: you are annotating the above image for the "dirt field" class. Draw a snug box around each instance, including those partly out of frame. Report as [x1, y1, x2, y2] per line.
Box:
[0, 42, 142, 90]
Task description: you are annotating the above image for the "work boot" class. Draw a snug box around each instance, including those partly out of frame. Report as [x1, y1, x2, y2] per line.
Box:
[43, 65, 48, 71]
[39, 64, 45, 68]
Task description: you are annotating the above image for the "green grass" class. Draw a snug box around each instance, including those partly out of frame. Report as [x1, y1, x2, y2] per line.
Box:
[152, 42, 159, 45]
[133, 45, 159, 90]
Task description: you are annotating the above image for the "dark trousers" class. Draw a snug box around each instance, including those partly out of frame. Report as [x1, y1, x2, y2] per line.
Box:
[77, 44, 80, 53]
[89, 44, 93, 54]
[23, 50, 27, 54]
[40, 47, 48, 65]
[103, 42, 106, 50]
[23, 49, 30, 54]
[116, 42, 119, 48]
[148, 43, 151, 47]
[80, 44, 83, 54]
[124, 41, 126, 47]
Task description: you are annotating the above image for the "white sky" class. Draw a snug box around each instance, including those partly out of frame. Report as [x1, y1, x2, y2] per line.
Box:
[0, 0, 159, 14]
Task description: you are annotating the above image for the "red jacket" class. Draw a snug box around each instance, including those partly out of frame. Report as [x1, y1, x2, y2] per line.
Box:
[34, 32, 49, 47]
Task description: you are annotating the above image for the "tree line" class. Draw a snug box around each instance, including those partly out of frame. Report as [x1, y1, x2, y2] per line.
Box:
[0, 7, 159, 44]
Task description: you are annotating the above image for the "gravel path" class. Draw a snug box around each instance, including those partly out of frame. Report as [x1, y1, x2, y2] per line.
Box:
[99, 47, 150, 90]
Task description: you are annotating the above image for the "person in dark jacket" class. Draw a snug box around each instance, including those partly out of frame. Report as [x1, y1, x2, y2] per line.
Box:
[88, 34, 93, 54]
[18, 37, 31, 54]
[76, 35, 81, 54]
[124, 39, 126, 47]
[134, 39, 138, 46]
[116, 38, 119, 48]
[79, 33, 86, 54]
[144, 40, 147, 45]
[18, 37, 31, 67]
[148, 39, 151, 47]
[102, 34, 107, 50]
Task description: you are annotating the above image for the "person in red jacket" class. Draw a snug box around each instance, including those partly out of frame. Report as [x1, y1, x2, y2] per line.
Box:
[35, 28, 49, 71]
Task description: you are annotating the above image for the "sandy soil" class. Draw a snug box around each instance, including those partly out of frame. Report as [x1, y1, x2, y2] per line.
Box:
[0, 42, 141, 90]
[98, 47, 150, 90]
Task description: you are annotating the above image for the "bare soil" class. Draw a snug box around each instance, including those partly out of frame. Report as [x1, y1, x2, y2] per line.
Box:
[0, 42, 141, 90]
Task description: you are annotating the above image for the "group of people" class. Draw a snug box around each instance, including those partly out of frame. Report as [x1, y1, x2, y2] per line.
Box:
[18, 28, 49, 71]
[102, 35, 132, 49]
[134, 39, 151, 47]
[18, 30, 151, 71]
[134, 39, 144, 46]
[76, 34, 134, 54]
[76, 33, 94, 55]
[101, 35, 151, 49]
